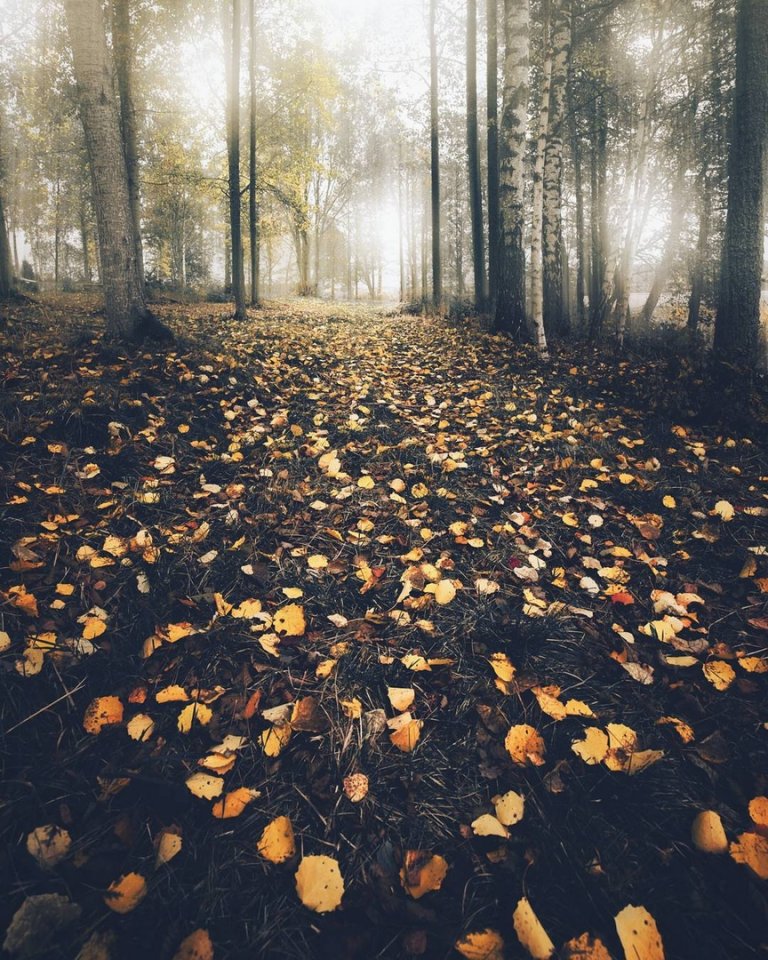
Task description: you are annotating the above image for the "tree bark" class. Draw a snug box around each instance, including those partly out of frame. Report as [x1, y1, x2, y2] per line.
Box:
[248, 0, 260, 305]
[0, 186, 12, 298]
[111, 0, 145, 295]
[227, 0, 247, 320]
[486, 0, 500, 307]
[589, 83, 609, 340]
[542, 0, 570, 338]
[714, 0, 768, 365]
[495, 0, 529, 336]
[467, 0, 486, 308]
[430, 0, 442, 310]
[530, 0, 552, 357]
[64, 0, 168, 341]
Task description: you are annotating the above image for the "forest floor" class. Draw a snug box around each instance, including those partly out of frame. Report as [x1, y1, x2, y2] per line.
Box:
[1, 295, 767, 960]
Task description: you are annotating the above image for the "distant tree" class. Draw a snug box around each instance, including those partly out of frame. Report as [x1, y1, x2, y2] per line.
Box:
[466, 0, 486, 308]
[486, 0, 500, 307]
[63, 0, 170, 340]
[430, 0, 443, 309]
[715, 0, 768, 365]
[495, 0, 529, 336]
[248, 0, 260, 306]
[226, 0, 247, 320]
[0, 187, 12, 298]
[530, 0, 552, 356]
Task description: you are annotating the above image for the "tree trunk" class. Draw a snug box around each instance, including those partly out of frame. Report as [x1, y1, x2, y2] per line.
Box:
[714, 0, 768, 365]
[589, 84, 609, 340]
[542, 0, 570, 338]
[111, 0, 145, 295]
[227, 0, 247, 320]
[569, 80, 587, 331]
[430, 0, 442, 310]
[687, 187, 710, 337]
[495, 0, 529, 336]
[248, 0, 260, 305]
[63, 0, 168, 341]
[486, 0, 500, 307]
[467, 0, 486, 308]
[530, 0, 552, 357]
[0, 186, 12, 298]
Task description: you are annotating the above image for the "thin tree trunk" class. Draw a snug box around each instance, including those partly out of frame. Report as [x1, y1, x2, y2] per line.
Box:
[714, 0, 768, 365]
[430, 0, 442, 309]
[495, 0, 529, 336]
[687, 187, 710, 337]
[542, 0, 570, 338]
[398, 142, 406, 301]
[530, 0, 552, 357]
[227, 0, 247, 320]
[111, 0, 145, 295]
[569, 77, 587, 330]
[589, 84, 609, 340]
[0, 187, 12, 297]
[486, 0, 500, 307]
[467, 0, 486, 308]
[64, 0, 168, 341]
[248, 0, 260, 305]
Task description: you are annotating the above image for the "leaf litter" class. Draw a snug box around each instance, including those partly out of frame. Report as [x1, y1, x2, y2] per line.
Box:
[0, 298, 767, 958]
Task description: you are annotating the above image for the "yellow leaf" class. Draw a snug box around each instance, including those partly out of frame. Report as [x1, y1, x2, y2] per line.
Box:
[295, 855, 345, 913]
[614, 904, 665, 960]
[177, 703, 213, 733]
[532, 686, 567, 721]
[730, 832, 768, 879]
[488, 653, 516, 683]
[504, 725, 546, 766]
[712, 500, 735, 521]
[231, 598, 263, 619]
[455, 929, 505, 960]
[411, 482, 429, 498]
[702, 660, 735, 691]
[565, 699, 595, 718]
[691, 811, 728, 854]
[274, 603, 306, 637]
[388, 687, 415, 712]
[307, 554, 328, 570]
[471, 814, 508, 838]
[434, 579, 456, 605]
[104, 872, 147, 914]
[493, 790, 525, 827]
[126, 713, 155, 742]
[562, 933, 612, 960]
[390, 718, 423, 752]
[83, 696, 124, 735]
[400, 851, 448, 899]
[171, 929, 214, 960]
[662, 495, 677, 509]
[212, 787, 260, 819]
[26, 825, 71, 869]
[358, 475, 375, 489]
[260, 724, 292, 757]
[572, 727, 609, 765]
[185, 772, 224, 800]
[258, 815, 296, 863]
[513, 897, 555, 959]
[340, 698, 363, 719]
[156, 829, 183, 867]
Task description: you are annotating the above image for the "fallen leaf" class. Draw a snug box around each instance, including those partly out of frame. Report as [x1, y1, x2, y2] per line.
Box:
[258, 815, 296, 863]
[26, 825, 71, 869]
[171, 929, 214, 960]
[83, 696, 124, 735]
[455, 929, 505, 960]
[614, 904, 665, 960]
[513, 897, 555, 959]
[104, 873, 147, 914]
[400, 850, 449, 899]
[504, 725, 546, 766]
[295, 855, 345, 912]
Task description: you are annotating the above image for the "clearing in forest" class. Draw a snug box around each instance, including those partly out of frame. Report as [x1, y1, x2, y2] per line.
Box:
[1, 300, 767, 960]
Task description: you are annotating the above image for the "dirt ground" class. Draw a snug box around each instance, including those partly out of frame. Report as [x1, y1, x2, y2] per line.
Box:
[1, 296, 767, 960]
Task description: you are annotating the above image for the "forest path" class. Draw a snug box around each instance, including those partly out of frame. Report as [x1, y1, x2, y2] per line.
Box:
[1, 299, 767, 960]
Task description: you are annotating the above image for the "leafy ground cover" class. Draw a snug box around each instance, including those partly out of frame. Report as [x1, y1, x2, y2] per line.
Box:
[1, 297, 767, 960]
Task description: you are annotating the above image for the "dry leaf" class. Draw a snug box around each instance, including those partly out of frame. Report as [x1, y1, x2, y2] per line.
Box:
[26, 825, 71, 869]
[702, 660, 735, 691]
[126, 713, 155, 742]
[260, 724, 292, 757]
[471, 814, 509, 839]
[562, 933, 612, 959]
[273, 603, 306, 636]
[513, 897, 555, 959]
[388, 686, 415, 712]
[343, 773, 369, 803]
[504, 725, 546, 766]
[257, 816, 296, 863]
[493, 790, 525, 826]
[156, 829, 183, 867]
[455, 929, 505, 960]
[400, 850, 449, 899]
[212, 787, 260, 819]
[177, 702, 213, 733]
[172, 929, 214, 960]
[615, 904, 665, 960]
[295, 855, 345, 912]
[83, 696, 124, 735]
[104, 873, 147, 914]
[691, 810, 728, 854]
[185, 772, 224, 800]
[729, 832, 768, 879]
[572, 727, 609, 765]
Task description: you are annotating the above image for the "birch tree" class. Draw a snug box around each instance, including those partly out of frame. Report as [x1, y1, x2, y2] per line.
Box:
[495, 0, 529, 336]
[467, 0, 486, 308]
[542, 0, 570, 339]
[530, 0, 553, 357]
[63, 0, 169, 340]
[486, 0, 500, 307]
[227, 0, 247, 320]
[430, 0, 443, 309]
